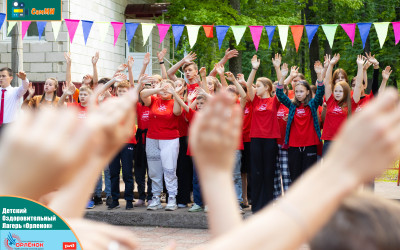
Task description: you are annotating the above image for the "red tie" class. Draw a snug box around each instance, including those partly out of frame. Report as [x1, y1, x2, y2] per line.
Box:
[0, 89, 6, 126]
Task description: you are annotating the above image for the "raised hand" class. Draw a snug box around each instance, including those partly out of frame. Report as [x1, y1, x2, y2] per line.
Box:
[314, 61, 324, 75]
[289, 66, 299, 78]
[251, 55, 260, 70]
[365, 52, 379, 67]
[363, 60, 372, 71]
[17, 71, 27, 80]
[330, 53, 340, 65]
[199, 67, 207, 77]
[324, 54, 331, 69]
[225, 72, 236, 82]
[188, 89, 198, 102]
[64, 52, 71, 65]
[62, 82, 76, 96]
[215, 63, 225, 75]
[114, 73, 127, 82]
[356, 55, 365, 67]
[236, 73, 246, 85]
[116, 64, 128, 72]
[92, 51, 99, 65]
[143, 52, 150, 65]
[127, 56, 134, 69]
[189, 90, 242, 172]
[183, 51, 197, 64]
[157, 48, 167, 62]
[281, 63, 289, 77]
[382, 66, 392, 81]
[272, 53, 282, 68]
[224, 48, 239, 60]
[28, 82, 35, 97]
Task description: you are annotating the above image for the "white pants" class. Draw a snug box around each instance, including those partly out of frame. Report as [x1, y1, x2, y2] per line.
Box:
[146, 138, 179, 197]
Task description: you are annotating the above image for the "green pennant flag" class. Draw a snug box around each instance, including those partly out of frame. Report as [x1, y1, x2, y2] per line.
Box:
[321, 24, 338, 49]
[373, 22, 390, 48]
[231, 26, 246, 46]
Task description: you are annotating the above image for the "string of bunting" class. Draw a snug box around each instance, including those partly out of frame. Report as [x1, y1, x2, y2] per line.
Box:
[0, 13, 399, 51]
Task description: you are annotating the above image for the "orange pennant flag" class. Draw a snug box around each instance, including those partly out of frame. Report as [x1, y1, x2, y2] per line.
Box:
[203, 25, 214, 38]
[290, 25, 304, 52]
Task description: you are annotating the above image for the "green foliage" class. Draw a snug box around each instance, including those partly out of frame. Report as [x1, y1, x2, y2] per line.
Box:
[163, 0, 400, 87]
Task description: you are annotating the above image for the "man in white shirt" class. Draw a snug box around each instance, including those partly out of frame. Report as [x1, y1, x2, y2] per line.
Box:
[0, 67, 29, 135]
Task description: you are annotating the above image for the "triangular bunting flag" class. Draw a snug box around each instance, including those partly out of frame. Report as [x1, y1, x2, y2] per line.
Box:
[0, 13, 6, 31]
[373, 22, 389, 48]
[278, 25, 289, 50]
[64, 19, 80, 43]
[111, 22, 124, 46]
[305, 24, 319, 48]
[265, 26, 276, 48]
[231, 26, 246, 46]
[172, 24, 185, 48]
[358, 23, 372, 49]
[81, 20, 93, 45]
[36, 21, 47, 40]
[141, 23, 155, 46]
[249, 26, 263, 51]
[203, 25, 213, 38]
[321, 24, 338, 49]
[7, 21, 17, 35]
[392, 22, 400, 45]
[340, 23, 356, 46]
[215, 25, 229, 49]
[186, 25, 201, 48]
[51, 21, 62, 40]
[290, 25, 304, 52]
[96, 22, 109, 42]
[21, 21, 31, 39]
[157, 24, 170, 44]
[126, 23, 139, 46]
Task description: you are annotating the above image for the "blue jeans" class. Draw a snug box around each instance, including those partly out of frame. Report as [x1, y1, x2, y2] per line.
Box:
[233, 150, 243, 203]
[94, 167, 111, 197]
[192, 164, 203, 207]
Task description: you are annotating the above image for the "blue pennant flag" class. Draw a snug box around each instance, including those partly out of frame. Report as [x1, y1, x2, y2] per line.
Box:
[358, 23, 372, 49]
[0, 13, 6, 32]
[126, 22, 139, 46]
[36, 21, 47, 40]
[305, 24, 319, 48]
[265, 26, 276, 48]
[81, 20, 93, 45]
[215, 25, 230, 49]
[172, 24, 185, 48]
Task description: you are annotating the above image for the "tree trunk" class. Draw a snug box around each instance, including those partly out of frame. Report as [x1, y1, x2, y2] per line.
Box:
[229, 0, 242, 75]
[11, 22, 23, 87]
[324, 0, 333, 56]
[305, 0, 319, 84]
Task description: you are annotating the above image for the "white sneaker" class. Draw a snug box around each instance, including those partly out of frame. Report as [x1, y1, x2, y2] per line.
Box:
[189, 203, 203, 212]
[147, 196, 163, 210]
[178, 203, 187, 208]
[165, 196, 178, 211]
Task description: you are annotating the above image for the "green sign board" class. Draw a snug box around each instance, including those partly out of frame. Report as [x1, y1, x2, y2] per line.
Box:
[7, 0, 62, 21]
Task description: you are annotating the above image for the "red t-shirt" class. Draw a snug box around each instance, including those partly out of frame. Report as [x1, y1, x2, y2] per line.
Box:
[276, 103, 289, 146]
[187, 82, 199, 95]
[289, 104, 319, 147]
[147, 96, 179, 140]
[249, 95, 281, 139]
[288, 90, 295, 99]
[137, 102, 150, 130]
[242, 102, 252, 143]
[186, 108, 196, 156]
[352, 93, 373, 114]
[67, 103, 87, 119]
[178, 106, 189, 138]
[126, 125, 137, 144]
[321, 95, 348, 141]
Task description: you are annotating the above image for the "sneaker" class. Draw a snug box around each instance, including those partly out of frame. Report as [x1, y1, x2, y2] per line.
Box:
[240, 202, 249, 208]
[134, 199, 145, 207]
[126, 200, 133, 210]
[147, 196, 163, 210]
[165, 197, 177, 211]
[86, 200, 95, 209]
[93, 196, 103, 205]
[204, 205, 208, 213]
[108, 200, 120, 210]
[178, 203, 188, 208]
[106, 196, 113, 206]
[188, 203, 203, 212]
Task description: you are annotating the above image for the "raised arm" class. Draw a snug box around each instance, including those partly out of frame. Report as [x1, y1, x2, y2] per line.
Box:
[167, 52, 197, 81]
[209, 49, 239, 77]
[362, 59, 372, 90]
[15, 71, 29, 98]
[91, 51, 99, 89]
[283, 66, 299, 87]
[127, 56, 134, 87]
[22, 82, 35, 108]
[225, 72, 246, 99]
[312, 61, 325, 106]
[64, 52, 71, 84]
[353, 55, 366, 103]
[58, 82, 76, 106]
[167, 85, 187, 113]
[379, 66, 392, 93]
[276, 63, 292, 108]
[199, 67, 210, 94]
[365, 52, 380, 95]
[247, 55, 260, 102]
[139, 52, 151, 78]
[157, 48, 168, 80]
[272, 53, 282, 81]
[324, 54, 340, 100]
[215, 63, 228, 89]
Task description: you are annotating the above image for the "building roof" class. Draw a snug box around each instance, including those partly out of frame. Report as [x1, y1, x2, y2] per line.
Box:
[125, 3, 170, 18]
